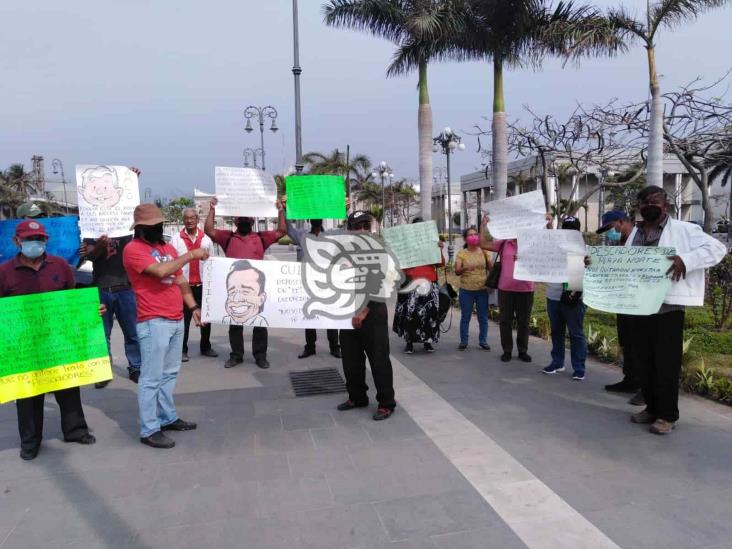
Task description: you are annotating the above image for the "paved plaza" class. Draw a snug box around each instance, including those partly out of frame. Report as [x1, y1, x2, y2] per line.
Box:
[1, 307, 732, 548]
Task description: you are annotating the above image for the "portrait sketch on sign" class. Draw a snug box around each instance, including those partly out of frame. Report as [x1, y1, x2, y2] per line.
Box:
[76, 165, 140, 238]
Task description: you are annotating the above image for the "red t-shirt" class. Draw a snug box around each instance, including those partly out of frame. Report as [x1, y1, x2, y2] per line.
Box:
[213, 229, 281, 260]
[123, 239, 184, 322]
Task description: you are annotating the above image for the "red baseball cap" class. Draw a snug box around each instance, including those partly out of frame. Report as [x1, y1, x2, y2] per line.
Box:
[15, 220, 49, 239]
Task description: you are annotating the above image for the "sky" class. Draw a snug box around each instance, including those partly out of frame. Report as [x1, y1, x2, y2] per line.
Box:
[1, 0, 731, 200]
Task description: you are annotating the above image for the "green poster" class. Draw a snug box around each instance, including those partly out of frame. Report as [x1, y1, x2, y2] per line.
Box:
[0, 288, 112, 403]
[583, 246, 675, 315]
[286, 175, 347, 220]
[383, 220, 442, 270]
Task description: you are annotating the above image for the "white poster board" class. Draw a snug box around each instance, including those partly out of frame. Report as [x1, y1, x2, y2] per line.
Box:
[383, 221, 441, 269]
[484, 190, 547, 240]
[214, 167, 278, 218]
[514, 229, 587, 283]
[202, 257, 353, 330]
[75, 165, 140, 238]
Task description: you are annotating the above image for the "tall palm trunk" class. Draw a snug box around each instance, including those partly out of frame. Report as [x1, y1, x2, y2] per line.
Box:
[418, 60, 433, 220]
[492, 57, 508, 199]
[646, 44, 664, 188]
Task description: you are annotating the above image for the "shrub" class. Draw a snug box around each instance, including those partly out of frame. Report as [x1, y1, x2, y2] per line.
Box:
[707, 253, 732, 330]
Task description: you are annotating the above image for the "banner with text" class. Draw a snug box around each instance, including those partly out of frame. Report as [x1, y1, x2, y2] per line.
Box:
[383, 221, 442, 270]
[202, 257, 353, 329]
[214, 167, 278, 218]
[286, 175, 347, 220]
[76, 165, 139, 238]
[484, 190, 547, 240]
[0, 216, 81, 266]
[0, 288, 112, 403]
[583, 246, 674, 315]
[514, 229, 586, 283]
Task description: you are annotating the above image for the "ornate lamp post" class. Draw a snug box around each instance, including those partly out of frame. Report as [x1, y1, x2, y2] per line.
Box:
[433, 127, 465, 263]
[243, 148, 264, 169]
[372, 161, 394, 227]
[244, 105, 278, 171]
[51, 158, 68, 213]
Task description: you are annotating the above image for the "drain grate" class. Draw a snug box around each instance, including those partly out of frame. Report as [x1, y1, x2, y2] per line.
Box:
[289, 368, 347, 397]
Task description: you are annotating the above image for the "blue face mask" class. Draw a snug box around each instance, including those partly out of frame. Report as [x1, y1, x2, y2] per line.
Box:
[20, 240, 46, 259]
[606, 228, 621, 243]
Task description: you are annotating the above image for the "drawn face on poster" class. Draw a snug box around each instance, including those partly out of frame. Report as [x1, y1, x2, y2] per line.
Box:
[75, 165, 140, 238]
[223, 260, 269, 327]
[79, 166, 124, 208]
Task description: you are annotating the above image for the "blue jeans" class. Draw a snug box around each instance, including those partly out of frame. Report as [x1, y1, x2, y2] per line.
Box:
[100, 289, 141, 373]
[136, 318, 184, 438]
[547, 299, 587, 375]
[459, 289, 489, 345]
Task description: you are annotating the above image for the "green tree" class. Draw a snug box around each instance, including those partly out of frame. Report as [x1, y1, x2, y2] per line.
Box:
[302, 148, 373, 191]
[163, 197, 195, 225]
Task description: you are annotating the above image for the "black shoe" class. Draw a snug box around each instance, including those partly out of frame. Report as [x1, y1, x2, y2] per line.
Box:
[65, 433, 96, 445]
[424, 342, 435, 353]
[605, 380, 638, 394]
[129, 370, 140, 384]
[95, 380, 111, 389]
[140, 431, 175, 449]
[500, 352, 512, 362]
[201, 348, 218, 358]
[404, 342, 414, 354]
[299, 349, 316, 359]
[330, 347, 342, 358]
[256, 358, 270, 369]
[161, 418, 197, 431]
[518, 353, 532, 363]
[181, 352, 189, 363]
[479, 343, 491, 351]
[373, 406, 395, 421]
[20, 446, 40, 461]
[337, 399, 368, 411]
[224, 358, 243, 369]
[628, 391, 646, 406]
[458, 343, 468, 351]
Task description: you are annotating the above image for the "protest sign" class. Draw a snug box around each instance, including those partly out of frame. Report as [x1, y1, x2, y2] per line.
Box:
[484, 190, 547, 240]
[583, 246, 674, 315]
[76, 165, 139, 238]
[285, 175, 347, 220]
[383, 221, 442, 269]
[566, 254, 585, 291]
[0, 216, 81, 266]
[214, 167, 278, 218]
[202, 257, 353, 329]
[0, 288, 112, 403]
[514, 229, 586, 283]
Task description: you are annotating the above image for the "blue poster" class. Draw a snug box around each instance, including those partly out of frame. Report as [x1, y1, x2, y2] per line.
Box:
[0, 216, 81, 267]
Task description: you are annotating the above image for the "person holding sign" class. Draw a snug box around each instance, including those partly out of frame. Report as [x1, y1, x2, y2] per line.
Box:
[123, 204, 207, 449]
[624, 186, 726, 435]
[204, 196, 286, 369]
[454, 226, 491, 351]
[0, 220, 98, 460]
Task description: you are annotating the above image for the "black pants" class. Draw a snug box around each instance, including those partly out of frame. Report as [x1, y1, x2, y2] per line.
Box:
[616, 314, 639, 387]
[304, 329, 340, 353]
[339, 304, 396, 409]
[629, 311, 685, 422]
[183, 285, 212, 354]
[16, 388, 89, 451]
[498, 290, 534, 354]
[229, 325, 267, 362]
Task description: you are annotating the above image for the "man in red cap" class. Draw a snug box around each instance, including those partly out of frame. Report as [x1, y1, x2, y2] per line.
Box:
[0, 220, 97, 460]
[123, 203, 208, 449]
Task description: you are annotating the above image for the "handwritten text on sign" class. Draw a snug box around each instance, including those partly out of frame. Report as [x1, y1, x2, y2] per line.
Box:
[583, 246, 674, 315]
[484, 190, 547, 240]
[214, 167, 278, 218]
[514, 229, 586, 283]
[76, 165, 140, 238]
[383, 221, 442, 270]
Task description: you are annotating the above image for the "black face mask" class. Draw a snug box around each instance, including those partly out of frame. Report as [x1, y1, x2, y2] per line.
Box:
[640, 205, 663, 223]
[237, 220, 252, 235]
[310, 220, 323, 232]
[141, 224, 164, 244]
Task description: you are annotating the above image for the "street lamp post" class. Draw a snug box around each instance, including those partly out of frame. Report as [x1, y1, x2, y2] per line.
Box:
[292, 0, 304, 173]
[244, 105, 278, 171]
[433, 166, 447, 231]
[433, 127, 466, 263]
[372, 161, 393, 227]
[243, 148, 264, 169]
[51, 158, 68, 213]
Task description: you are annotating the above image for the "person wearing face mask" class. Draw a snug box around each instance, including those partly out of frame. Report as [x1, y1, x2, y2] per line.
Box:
[0, 220, 97, 460]
[624, 186, 726, 435]
[204, 196, 287, 369]
[455, 226, 491, 351]
[123, 204, 209, 449]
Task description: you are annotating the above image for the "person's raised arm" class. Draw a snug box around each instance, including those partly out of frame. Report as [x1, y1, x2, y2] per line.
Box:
[479, 215, 499, 252]
[204, 198, 217, 240]
[275, 197, 286, 237]
[84, 235, 109, 261]
[143, 248, 208, 279]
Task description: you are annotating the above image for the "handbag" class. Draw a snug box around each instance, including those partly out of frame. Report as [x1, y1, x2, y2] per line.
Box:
[485, 242, 505, 290]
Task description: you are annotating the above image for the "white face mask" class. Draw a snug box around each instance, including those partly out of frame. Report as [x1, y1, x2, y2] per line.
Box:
[20, 240, 46, 258]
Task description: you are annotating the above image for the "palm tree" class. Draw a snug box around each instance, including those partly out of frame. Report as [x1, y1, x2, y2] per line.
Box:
[303, 148, 373, 191]
[607, 0, 730, 188]
[4, 164, 37, 197]
[323, 0, 464, 219]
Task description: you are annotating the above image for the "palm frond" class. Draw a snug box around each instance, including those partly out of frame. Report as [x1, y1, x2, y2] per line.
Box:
[322, 0, 409, 44]
[651, 0, 730, 37]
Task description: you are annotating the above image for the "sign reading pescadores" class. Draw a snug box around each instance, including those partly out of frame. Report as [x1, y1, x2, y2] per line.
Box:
[583, 246, 675, 315]
[0, 216, 81, 266]
[201, 257, 353, 330]
[383, 221, 441, 269]
[76, 165, 140, 238]
[484, 190, 547, 240]
[285, 175, 347, 220]
[514, 229, 586, 283]
[0, 288, 112, 404]
[214, 167, 278, 218]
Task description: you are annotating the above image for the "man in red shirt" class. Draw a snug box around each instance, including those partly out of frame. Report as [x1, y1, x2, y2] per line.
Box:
[123, 204, 208, 449]
[204, 197, 286, 369]
[0, 220, 97, 460]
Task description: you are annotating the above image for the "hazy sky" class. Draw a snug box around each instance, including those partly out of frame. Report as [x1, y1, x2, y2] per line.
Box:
[1, 1, 731, 199]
